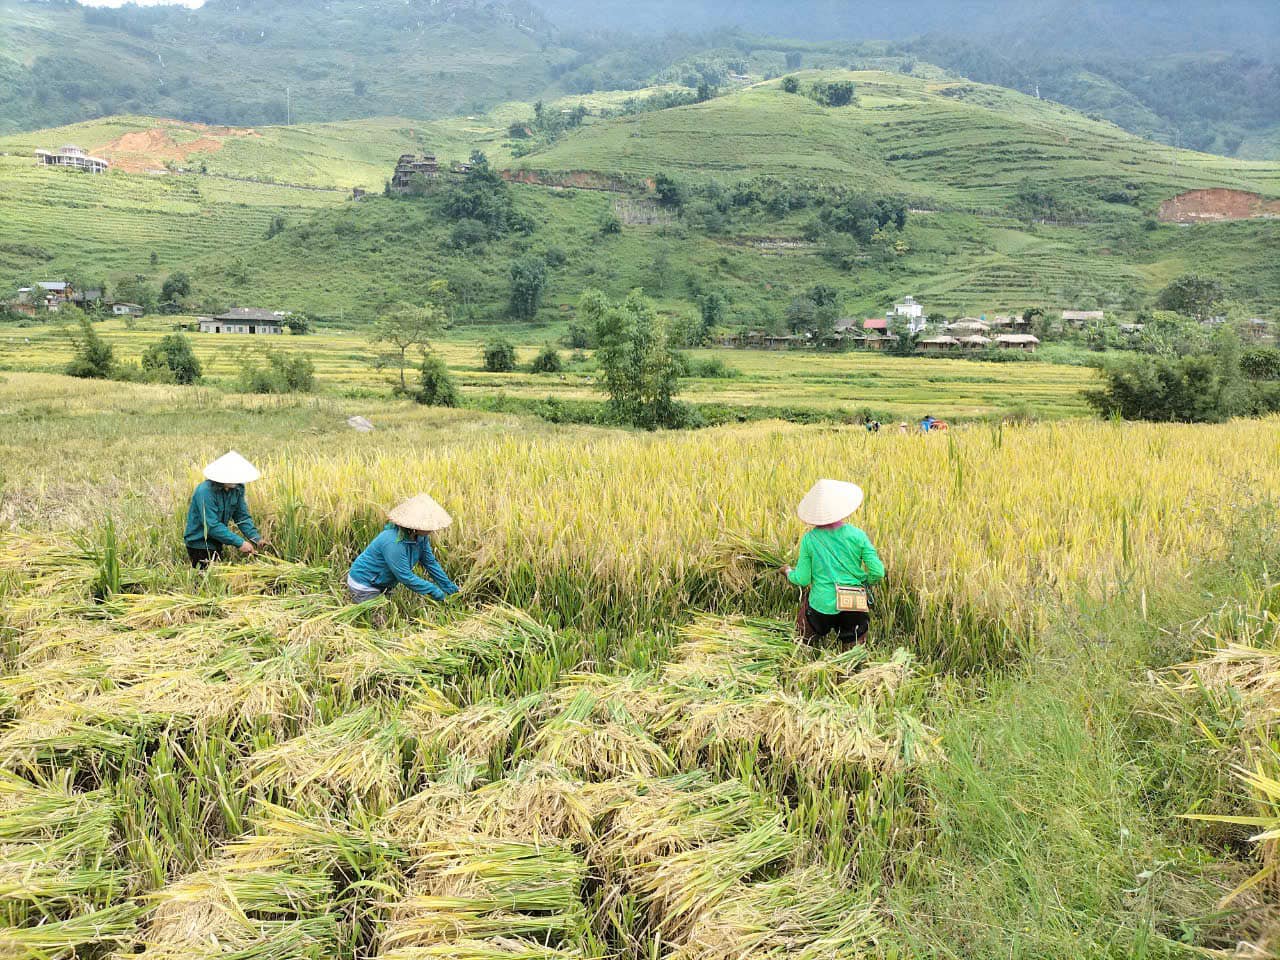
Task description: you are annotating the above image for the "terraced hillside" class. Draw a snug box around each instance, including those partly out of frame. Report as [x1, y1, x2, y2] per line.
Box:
[0, 155, 345, 278]
[516, 72, 1280, 210]
[2, 70, 1278, 319]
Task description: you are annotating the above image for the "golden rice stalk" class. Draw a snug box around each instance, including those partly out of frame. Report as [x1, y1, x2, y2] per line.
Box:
[225, 803, 400, 873]
[664, 616, 804, 694]
[625, 823, 797, 941]
[377, 940, 592, 959]
[524, 704, 675, 781]
[244, 707, 405, 813]
[789, 645, 916, 702]
[383, 835, 587, 950]
[402, 693, 539, 767]
[1, 903, 138, 958]
[670, 867, 885, 960]
[596, 774, 778, 869]
[124, 880, 339, 960]
[673, 692, 905, 774]
[214, 557, 335, 595]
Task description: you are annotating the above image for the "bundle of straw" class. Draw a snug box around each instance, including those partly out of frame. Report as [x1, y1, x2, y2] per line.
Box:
[381, 835, 588, 952]
[244, 706, 405, 813]
[670, 867, 885, 960]
[664, 616, 803, 694]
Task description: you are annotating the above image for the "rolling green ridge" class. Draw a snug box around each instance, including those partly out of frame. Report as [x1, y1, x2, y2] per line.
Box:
[1, 71, 1277, 323]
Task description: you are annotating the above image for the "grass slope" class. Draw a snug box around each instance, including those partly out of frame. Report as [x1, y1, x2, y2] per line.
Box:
[2, 70, 1278, 320]
[0, 0, 565, 133]
[516, 72, 1280, 207]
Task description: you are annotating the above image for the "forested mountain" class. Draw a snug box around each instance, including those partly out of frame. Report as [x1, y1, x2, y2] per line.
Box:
[1, 0, 1276, 157]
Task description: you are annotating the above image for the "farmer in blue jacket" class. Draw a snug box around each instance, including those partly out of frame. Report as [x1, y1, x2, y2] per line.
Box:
[183, 451, 269, 568]
[347, 494, 460, 603]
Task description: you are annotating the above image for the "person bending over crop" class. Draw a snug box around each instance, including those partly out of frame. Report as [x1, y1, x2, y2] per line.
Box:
[347, 494, 459, 603]
[184, 451, 269, 568]
[783, 479, 885, 646]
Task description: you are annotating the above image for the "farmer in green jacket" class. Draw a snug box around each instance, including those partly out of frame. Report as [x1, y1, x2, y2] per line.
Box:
[183, 451, 269, 568]
[346, 494, 459, 603]
[784, 479, 885, 645]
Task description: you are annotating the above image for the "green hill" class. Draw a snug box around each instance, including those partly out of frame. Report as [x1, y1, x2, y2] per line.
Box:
[514, 72, 1280, 209]
[0, 0, 566, 134]
[1, 71, 1277, 322]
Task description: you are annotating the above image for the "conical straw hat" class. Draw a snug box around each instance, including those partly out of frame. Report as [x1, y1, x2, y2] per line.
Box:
[203, 451, 261, 484]
[796, 479, 864, 526]
[388, 494, 453, 532]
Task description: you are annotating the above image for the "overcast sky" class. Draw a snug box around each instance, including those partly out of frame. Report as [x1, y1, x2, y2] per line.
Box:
[79, 0, 206, 6]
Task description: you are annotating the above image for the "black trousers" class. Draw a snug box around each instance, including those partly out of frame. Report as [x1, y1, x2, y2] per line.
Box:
[806, 606, 870, 645]
[187, 546, 222, 568]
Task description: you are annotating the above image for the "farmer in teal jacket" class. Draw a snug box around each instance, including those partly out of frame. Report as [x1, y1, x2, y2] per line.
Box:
[784, 479, 885, 645]
[347, 494, 460, 603]
[183, 451, 269, 568]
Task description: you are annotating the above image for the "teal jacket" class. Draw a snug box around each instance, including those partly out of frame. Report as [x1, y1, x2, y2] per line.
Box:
[184, 480, 261, 550]
[348, 523, 459, 600]
[787, 524, 885, 615]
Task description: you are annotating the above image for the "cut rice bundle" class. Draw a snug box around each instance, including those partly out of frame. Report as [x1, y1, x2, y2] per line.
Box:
[214, 558, 335, 595]
[1, 903, 139, 958]
[378, 940, 593, 959]
[243, 707, 405, 813]
[596, 774, 779, 869]
[624, 823, 797, 940]
[664, 616, 803, 694]
[670, 867, 885, 960]
[381, 835, 588, 951]
[385, 763, 609, 847]
[226, 801, 401, 872]
[404, 694, 541, 767]
[673, 692, 903, 775]
[120, 864, 338, 960]
[788, 646, 916, 703]
[520, 677, 676, 780]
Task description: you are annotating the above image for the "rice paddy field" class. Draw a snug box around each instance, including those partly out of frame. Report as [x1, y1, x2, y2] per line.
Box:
[3, 371, 1280, 957]
[0, 319, 1097, 420]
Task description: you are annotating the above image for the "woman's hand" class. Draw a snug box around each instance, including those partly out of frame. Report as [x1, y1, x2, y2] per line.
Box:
[781, 565, 793, 577]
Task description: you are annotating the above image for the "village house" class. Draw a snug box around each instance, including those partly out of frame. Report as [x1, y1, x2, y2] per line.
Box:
[1061, 310, 1105, 326]
[199, 308, 285, 335]
[959, 334, 993, 350]
[391, 153, 440, 193]
[113, 303, 145, 318]
[947, 318, 990, 335]
[1247, 318, 1271, 341]
[891, 295, 929, 334]
[35, 145, 110, 174]
[994, 334, 1041, 352]
[916, 335, 961, 353]
[14, 281, 76, 313]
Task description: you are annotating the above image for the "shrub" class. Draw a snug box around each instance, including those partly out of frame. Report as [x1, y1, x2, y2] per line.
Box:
[65, 317, 114, 379]
[508, 256, 548, 321]
[780, 75, 800, 94]
[237, 348, 316, 394]
[450, 218, 489, 248]
[1086, 352, 1246, 423]
[530, 346, 563, 374]
[416, 354, 459, 406]
[483, 339, 517, 373]
[598, 212, 622, 236]
[141, 333, 202, 384]
[692, 356, 741, 378]
[1242, 348, 1280, 380]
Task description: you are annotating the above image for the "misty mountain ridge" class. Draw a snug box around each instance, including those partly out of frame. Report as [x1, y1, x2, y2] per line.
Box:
[1, 0, 1276, 157]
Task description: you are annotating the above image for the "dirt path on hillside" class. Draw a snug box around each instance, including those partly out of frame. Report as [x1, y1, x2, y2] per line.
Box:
[1159, 189, 1280, 223]
[93, 123, 263, 174]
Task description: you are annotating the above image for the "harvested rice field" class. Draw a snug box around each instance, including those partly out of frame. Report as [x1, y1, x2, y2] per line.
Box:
[2, 372, 1280, 957]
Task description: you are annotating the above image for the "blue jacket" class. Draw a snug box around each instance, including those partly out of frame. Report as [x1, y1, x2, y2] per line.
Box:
[348, 523, 459, 600]
[184, 481, 261, 550]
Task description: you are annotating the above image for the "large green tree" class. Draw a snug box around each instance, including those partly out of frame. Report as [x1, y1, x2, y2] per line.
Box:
[585, 288, 686, 429]
[508, 256, 548, 321]
[371, 284, 450, 393]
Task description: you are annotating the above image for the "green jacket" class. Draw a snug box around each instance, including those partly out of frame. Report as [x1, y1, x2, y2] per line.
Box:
[787, 524, 885, 615]
[184, 480, 260, 550]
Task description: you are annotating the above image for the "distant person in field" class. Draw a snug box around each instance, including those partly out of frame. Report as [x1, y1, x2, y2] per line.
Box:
[783, 479, 885, 646]
[347, 494, 459, 603]
[184, 451, 269, 568]
[920, 415, 936, 433]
